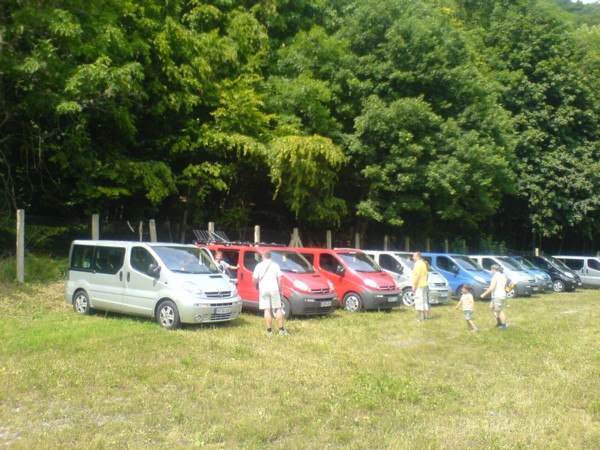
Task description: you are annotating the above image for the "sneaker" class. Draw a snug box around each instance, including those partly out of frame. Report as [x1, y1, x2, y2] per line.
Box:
[279, 329, 290, 335]
[266, 330, 273, 336]
[500, 324, 507, 330]
[471, 327, 478, 332]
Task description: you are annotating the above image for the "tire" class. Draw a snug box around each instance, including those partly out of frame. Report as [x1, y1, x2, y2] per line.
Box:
[402, 287, 415, 307]
[552, 280, 565, 292]
[73, 290, 92, 315]
[280, 296, 292, 320]
[342, 292, 363, 312]
[506, 287, 516, 298]
[156, 300, 181, 330]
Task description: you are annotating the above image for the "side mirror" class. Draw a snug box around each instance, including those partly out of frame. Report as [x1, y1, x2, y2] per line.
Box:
[451, 265, 459, 274]
[148, 263, 161, 278]
[335, 265, 345, 276]
[395, 264, 404, 275]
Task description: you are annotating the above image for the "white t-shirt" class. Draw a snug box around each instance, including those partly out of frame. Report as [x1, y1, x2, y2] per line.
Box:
[252, 259, 282, 292]
[492, 272, 507, 299]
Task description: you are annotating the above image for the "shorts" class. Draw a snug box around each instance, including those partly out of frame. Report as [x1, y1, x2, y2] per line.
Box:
[491, 296, 507, 312]
[463, 310, 474, 320]
[414, 286, 430, 311]
[259, 290, 282, 310]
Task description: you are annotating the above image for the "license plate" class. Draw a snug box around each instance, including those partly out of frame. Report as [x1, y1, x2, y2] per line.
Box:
[215, 307, 231, 314]
[532, 286, 539, 291]
[321, 301, 332, 307]
[388, 296, 398, 302]
[440, 293, 448, 299]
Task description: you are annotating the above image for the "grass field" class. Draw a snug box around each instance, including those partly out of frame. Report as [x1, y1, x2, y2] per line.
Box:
[1, 281, 599, 449]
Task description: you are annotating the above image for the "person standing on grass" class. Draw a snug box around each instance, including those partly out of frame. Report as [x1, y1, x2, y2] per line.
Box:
[252, 250, 289, 336]
[480, 264, 508, 330]
[455, 284, 477, 332]
[411, 251, 430, 322]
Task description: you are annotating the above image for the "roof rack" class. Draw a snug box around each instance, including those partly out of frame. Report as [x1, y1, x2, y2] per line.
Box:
[192, 229, 230, 243]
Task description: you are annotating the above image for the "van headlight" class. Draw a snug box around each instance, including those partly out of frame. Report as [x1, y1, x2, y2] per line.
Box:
[365, 278, 378, 288]
[183, 281, 204, 295]
[565, 272, 574, 279]
[293, 280, 309, 292]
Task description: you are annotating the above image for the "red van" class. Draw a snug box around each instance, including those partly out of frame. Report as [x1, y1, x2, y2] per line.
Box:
[293, 248, 401, 312]
[201, 244, 338, 319]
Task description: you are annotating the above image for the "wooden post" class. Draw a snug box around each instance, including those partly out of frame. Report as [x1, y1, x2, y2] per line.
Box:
[354, 232, 360, 249]
[426, 238, 431, 252]
[149, 219, 157, 242]
[92, 214, 100, 240]
[383, 235, 389, 251]
[16, 209, 25, 283]
[444, 239, 449, 253]
[535, 247, 540, 256]
[404, 237, 410, 252]
[326, 230, 332, 249]
[254, 225, 260, 245]
[138, 221, 143, 242]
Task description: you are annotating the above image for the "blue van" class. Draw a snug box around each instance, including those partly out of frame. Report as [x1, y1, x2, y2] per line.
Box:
[422, 253, 492, 298]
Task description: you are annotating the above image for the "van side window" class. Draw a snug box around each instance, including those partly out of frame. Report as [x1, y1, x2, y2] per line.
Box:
[244, 251, 261, 271]
[481, 258, 495, 271]
[94, 246, 125, 274]
[301, 253, 314, 265]
[437, 256, 452, 272]
[70, 244, 94, 270]
[562, 259, 583, 271]
[379, 254, 396, 272]
[588, 259, 600, 271]
[131, 247, 156, 274]
[319, 254, 340, 274]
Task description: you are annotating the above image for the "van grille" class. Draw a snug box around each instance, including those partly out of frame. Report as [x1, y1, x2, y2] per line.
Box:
[310, 288, 331, 294]
[432, 282, 447, 287]
[210, 312, 235, 321]
[206, 291, 232, 298]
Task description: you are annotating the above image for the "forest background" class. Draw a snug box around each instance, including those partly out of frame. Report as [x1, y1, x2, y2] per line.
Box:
[1, 0, 599, 256]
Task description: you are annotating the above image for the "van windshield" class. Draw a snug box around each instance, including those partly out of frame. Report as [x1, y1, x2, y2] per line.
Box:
[338, 252, 380, 272]
[153, 246, 216, 274]
[545, 255, 570, 270]
[514, 257, 535, 270]
[271, 251, 314, 273]
[453, 256, 482, 271]
[496, 256, 522, 271]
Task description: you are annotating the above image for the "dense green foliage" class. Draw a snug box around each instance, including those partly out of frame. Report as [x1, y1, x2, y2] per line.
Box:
[1, 0, 598, 251]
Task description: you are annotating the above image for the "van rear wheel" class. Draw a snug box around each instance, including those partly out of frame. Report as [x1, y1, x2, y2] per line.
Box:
[342, 292, 363, 312]
[73, 290, 92, 315]
[157, 300, 181, 330]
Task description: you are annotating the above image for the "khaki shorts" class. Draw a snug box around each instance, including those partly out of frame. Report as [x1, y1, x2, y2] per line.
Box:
[259, 290, 282, 310]
[491, 296, 507, 312]
[414, 286, 430, 311]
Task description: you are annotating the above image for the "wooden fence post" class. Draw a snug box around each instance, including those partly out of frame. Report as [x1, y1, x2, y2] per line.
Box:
[16, 209, 25, 283]
[254, 225, 260, 244]
[354, 232, 360, 249]
[289, 228, 302, 247]
[426, 238, 431, 252]
[326, 230, 332, 249]
[383, 235, 389, 251]
[149, 220, 157, 242]
[92, 214, 99, 240]
[404, 237, 410, 252]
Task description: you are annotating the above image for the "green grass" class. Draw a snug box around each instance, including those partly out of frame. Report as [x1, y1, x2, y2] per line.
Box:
[1, 282, 599, 449]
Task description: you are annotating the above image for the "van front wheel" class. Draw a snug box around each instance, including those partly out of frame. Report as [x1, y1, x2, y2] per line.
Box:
[280, 297, 292, 320]
[157, 300, 181, 330]
[402, 288, 415, 306]
[342, 292, 363, 312]
[73, 290, 92, 315]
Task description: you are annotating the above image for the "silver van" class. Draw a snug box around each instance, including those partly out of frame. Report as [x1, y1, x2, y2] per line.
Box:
[553, 256, 600, 288]
[469, 255, 539, 297]
[65, 240, 242, 329]
[365, 250, 452, 306]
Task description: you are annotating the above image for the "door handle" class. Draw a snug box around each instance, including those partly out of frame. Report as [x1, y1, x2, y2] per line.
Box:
[120, 271, 123, 281]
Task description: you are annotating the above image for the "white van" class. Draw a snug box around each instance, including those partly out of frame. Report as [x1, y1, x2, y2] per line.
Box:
[365, 250, 452, 306]
[553, 256, 600, 288]
[65, 240, 242, 329]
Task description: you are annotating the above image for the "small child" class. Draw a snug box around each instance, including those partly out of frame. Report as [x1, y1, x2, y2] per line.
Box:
[455, 284, 477, 332]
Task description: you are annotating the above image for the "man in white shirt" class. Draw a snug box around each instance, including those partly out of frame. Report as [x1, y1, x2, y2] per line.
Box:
[252, 250, 289, 335]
